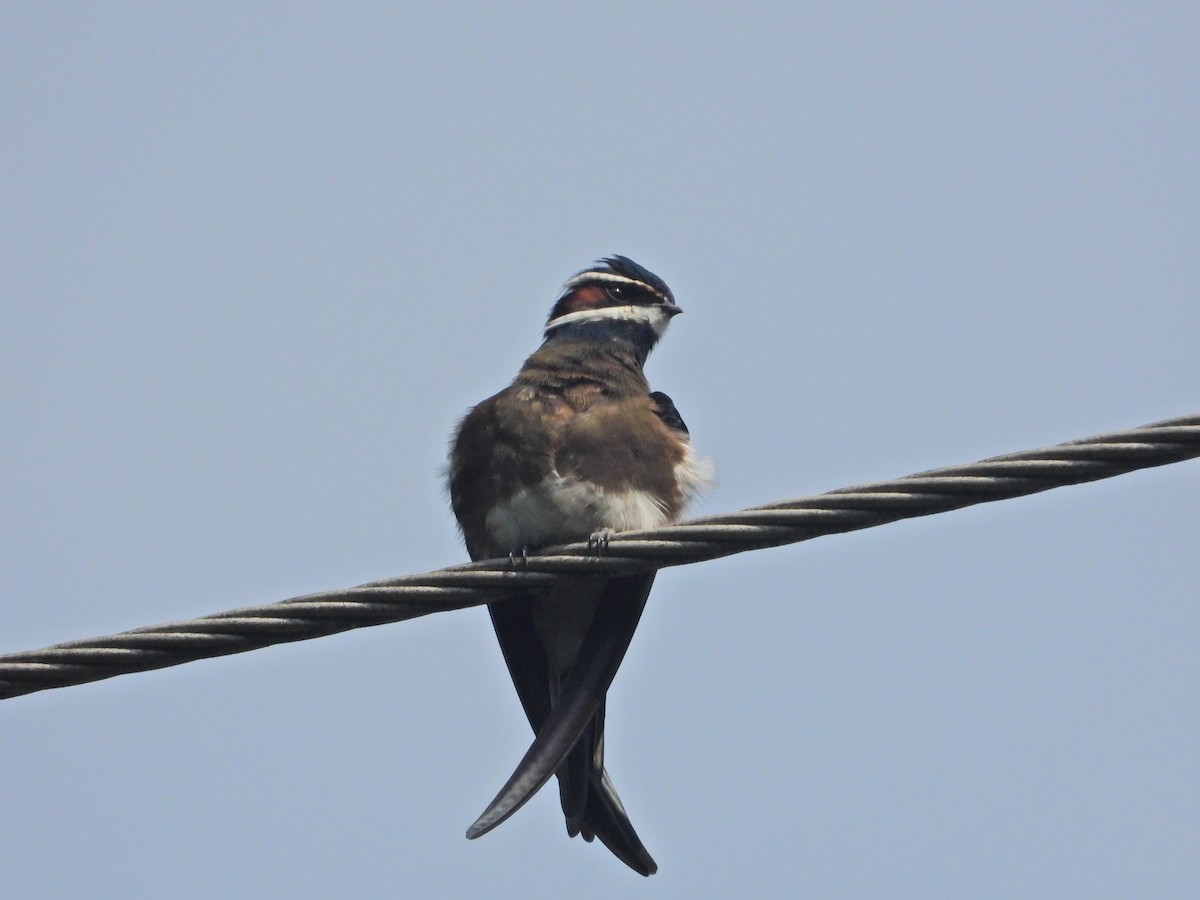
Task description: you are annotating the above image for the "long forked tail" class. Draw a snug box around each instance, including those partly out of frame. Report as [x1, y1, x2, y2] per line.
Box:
[581, 767, 658, 875]
[467, 576, 653, 862]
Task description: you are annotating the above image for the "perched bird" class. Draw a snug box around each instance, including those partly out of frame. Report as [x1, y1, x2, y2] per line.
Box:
[448, 256, 711, 875]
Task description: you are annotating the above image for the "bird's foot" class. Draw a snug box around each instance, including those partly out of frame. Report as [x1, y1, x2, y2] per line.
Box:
[587, 530, 612, 556]
[508, 546, 530, 569]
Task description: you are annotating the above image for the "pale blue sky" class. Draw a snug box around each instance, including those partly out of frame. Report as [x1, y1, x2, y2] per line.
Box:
[3, 5, 1198, 898]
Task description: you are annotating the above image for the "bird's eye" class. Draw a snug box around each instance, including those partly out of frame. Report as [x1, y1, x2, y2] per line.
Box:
[605, 286, 626, 301]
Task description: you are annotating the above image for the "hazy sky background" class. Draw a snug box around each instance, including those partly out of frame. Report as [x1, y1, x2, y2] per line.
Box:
[3, 5, 1197, 898]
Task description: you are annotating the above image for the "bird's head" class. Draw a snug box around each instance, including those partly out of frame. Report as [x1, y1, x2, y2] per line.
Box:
[544, 256, 680, 344]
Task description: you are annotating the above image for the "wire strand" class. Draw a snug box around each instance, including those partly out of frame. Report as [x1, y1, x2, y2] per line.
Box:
[2, 414, 1197, 700]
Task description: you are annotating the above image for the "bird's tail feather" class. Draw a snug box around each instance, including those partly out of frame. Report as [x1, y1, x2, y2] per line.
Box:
[466, 575, 651, 843]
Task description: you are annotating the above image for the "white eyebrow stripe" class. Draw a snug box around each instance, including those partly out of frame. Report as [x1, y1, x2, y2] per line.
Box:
[559, 271, 652, 293]
[544, 303, 675, 336]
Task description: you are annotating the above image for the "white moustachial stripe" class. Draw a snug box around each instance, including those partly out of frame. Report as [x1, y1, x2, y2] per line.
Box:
[543, 303, 677, 338]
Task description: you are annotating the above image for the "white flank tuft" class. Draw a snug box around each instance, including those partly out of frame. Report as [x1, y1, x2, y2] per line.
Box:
[675, 442, 716, 507]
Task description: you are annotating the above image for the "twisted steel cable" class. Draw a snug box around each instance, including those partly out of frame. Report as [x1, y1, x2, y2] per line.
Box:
[2, 413, 1197, 701]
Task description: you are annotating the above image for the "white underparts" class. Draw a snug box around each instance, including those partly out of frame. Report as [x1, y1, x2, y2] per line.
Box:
[484, 443, 714, 554]
[485, 475, 670, 553]
[543, 304, 675, 338]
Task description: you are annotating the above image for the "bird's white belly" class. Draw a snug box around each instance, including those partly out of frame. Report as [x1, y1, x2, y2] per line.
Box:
[484, 475, 669, 553]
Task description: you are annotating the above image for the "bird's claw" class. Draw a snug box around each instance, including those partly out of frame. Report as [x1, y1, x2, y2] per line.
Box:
[587, 530, 612, 556]
[508, 546, 530, 570]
